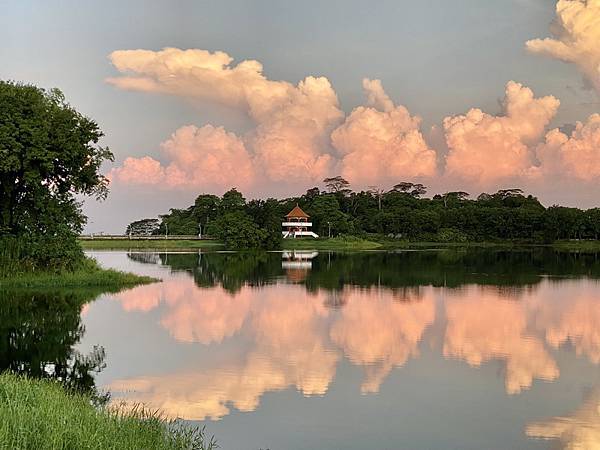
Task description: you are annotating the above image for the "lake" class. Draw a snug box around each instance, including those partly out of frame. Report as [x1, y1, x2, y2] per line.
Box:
[4, 248, 600, 449]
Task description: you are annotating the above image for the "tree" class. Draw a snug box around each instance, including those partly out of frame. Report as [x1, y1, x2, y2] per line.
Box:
[191, 194, 220, 225]
[125, 219, 159, 236]
[495, 188, 524, 199]
[246, 198, 283, 250]
[392, 182, 427, 198]
[210, 211, 267, 249]
[323, 176, 350, 194]
[0, 81, 113, 269]
[441, 191, 470, 207]
[220, 188, 246, 213]
[368, 186, 384, 211]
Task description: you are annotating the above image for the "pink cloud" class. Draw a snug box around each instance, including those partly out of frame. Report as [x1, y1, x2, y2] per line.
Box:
[109, 124, 255, 190]
[526, 0, 600, 93]
[106, 46, 600, 196]
[443, 81, 559, 184]
[331, 79, 437, 186]
[108, 48, 343, 186]
[536, 114, 600, 181]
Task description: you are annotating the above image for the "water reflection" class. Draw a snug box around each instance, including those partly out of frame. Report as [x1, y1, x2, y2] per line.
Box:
[527, 388, 600, 448]
[79, 249, 600, 448]
[0, 288, 108, 401]
[443, 287, 559, 394]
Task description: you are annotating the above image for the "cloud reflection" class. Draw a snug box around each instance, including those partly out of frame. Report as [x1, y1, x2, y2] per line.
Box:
[526, 388, 600, 449]
[444, 287, 559, 394]
[106, 275, 600, 419]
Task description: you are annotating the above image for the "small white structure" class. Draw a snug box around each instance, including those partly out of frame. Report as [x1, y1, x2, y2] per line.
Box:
[282, 205, 319, 238]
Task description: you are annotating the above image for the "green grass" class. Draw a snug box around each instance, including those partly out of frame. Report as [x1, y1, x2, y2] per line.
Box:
[79, 239, 223, 250]
[0, 258, 158, 289]
[283, 236, 382, 250]
[0, 373, 216, 450]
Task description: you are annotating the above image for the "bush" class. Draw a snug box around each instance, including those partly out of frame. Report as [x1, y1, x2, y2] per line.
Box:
[0, 230, 84, 276]
[435, 228, 468, 243]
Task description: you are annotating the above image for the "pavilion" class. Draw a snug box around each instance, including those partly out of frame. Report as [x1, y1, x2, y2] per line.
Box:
[282, 205, 318, 238]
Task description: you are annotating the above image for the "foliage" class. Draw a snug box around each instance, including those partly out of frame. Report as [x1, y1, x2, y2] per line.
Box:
[138, 178, 600, 249]
[0, 81, 113, 270]
[138, 248, 600, 294]
[0, 373, 217, 450]
[126, 218, 160, 236]
[209, 211, 268, 250]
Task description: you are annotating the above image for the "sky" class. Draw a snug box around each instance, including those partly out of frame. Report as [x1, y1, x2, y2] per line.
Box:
[1, 0, 600, 233]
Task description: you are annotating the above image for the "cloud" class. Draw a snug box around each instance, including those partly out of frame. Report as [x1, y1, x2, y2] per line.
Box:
[331, 79, 437, 186]
[536, 113, 600, 181]
[108, 47, 343, 186]
[526, 0, 600, 93]
[106, 47, 597, 196]
[109, 124, 255, 190]
[443, 81, 560, 184]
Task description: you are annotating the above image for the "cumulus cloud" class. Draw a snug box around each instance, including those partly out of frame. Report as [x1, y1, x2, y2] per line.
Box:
[106, 46, 599, 196]
[536, 113, 600, 181]
[526, 0, 600, 93]
[110, 124, 255, 190]
[108, 47, 343, 186]
[331, 79, 437, 185]
[443, 81, 560, 184]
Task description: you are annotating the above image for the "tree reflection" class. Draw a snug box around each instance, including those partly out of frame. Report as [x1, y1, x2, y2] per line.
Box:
[128, 248, 600, 295]
[0, 289, 108, 402]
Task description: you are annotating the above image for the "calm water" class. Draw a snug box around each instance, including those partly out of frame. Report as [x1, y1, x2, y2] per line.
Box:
[4, 249, 600, 449]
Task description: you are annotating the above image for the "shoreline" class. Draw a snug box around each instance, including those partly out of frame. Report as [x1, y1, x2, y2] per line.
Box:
[78, 237, 600, 252]
[0, 257, 158, 289]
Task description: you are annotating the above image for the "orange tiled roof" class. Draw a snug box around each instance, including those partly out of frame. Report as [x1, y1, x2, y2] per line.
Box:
[286, 205, 310, 218]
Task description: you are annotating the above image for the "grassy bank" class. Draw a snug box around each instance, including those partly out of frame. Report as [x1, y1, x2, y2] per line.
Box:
[79, 236, 600, 252]
[0, 258, 157, 289]
[0, 373, 215, 450]
[283, 236, 382, 250]
[79, 239, 223, 250]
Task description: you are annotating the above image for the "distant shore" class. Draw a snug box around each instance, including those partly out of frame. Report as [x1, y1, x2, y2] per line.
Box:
[78, 237, 600, 252]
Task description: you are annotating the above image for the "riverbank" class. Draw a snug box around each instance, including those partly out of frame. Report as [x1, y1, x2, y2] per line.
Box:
[0, 373, 215, 450]
[78, 236, 600, 252]
[0, 258, 158, 289]
[79, 238, 223, 250]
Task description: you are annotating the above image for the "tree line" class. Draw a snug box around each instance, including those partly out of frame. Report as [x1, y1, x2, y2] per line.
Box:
[128, 176, 600, 248]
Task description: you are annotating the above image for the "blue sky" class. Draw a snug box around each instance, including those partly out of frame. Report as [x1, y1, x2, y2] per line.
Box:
[1, 0, 599, 232]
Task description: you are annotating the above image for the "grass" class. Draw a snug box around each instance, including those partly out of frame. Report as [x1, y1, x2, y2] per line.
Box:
[79, 239, 223, 250]
[283, 236, 382, 250]
[0, 373, 216, 450]
[0, 258, 158, 289]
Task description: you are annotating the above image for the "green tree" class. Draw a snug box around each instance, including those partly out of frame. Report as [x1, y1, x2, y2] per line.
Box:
[220, 188, 246, 213]
[0, 81, 113, 269]
[211, 211, 267, 249]
[125, 218, 159, 236]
